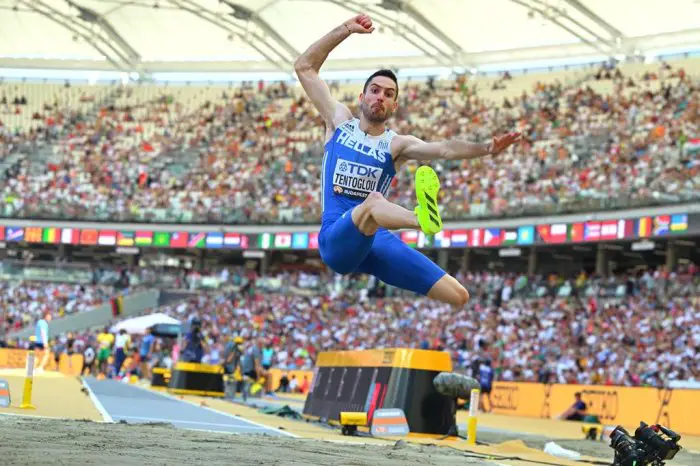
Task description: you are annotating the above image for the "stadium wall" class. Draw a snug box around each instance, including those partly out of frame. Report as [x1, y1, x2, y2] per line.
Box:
[489, 381, 700, 436]
[6, 290, 161, 340]
[0, 349, 83, 376]
[270, 369, 700, 436]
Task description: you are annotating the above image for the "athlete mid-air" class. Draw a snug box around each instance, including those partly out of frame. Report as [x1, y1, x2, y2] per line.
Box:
[294, 14, 521, 307]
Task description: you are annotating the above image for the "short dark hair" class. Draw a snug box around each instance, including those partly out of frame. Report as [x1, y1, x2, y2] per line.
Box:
[363, 69, 399, 98]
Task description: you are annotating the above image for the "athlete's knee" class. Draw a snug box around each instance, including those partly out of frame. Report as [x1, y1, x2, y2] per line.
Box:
[428, 275, 470, 307]
[362, 192, 385, 213]
[353, 192, 384, 235]
[445, 285, 469, 307]
[365, 191, 385, 203]
[455, 285, 470, 307]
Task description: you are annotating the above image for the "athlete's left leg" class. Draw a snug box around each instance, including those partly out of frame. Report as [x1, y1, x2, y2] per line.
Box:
[357, 229, 469, 307]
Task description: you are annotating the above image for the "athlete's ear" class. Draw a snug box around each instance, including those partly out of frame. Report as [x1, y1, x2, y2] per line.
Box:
[358, 92, 364, 104]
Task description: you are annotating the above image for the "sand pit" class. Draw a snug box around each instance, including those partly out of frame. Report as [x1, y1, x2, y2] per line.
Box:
[0, 416, 489, 466]
[202, 395, 699, 466]
[1, 376, 697, 466]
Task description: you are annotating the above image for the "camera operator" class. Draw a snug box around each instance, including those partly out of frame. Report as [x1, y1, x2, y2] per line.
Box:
[181, 316, 208, 363]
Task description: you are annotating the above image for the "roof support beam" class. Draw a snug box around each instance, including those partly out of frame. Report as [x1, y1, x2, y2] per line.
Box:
[562, 0, 625, 39]
[167, 0, 293, 72]
[219, 1, 298, 60]
[509, 0, 613, 55]
[17, 0, 136, 72]
[528, 0, 613, 47]
[66, 1, 141, 64]
[329, 0, 454, 67]
[393, 1, 464, 55]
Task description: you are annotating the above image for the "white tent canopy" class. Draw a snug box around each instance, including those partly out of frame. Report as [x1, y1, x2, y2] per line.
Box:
[111, 313, 181, 335]
[1, 0, 699, 73]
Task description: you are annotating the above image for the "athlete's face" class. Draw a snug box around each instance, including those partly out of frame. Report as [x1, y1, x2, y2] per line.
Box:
[360, 76, 398, 123]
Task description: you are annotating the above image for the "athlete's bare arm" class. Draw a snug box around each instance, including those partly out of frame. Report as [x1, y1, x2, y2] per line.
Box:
[294, 15, 374, 138]
[392, 132, 522, 165]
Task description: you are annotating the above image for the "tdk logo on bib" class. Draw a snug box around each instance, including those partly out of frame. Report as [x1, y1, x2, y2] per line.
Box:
[333, 160, 383, 199]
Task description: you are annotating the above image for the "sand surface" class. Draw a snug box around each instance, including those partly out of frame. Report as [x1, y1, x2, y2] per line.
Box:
[1, 378, 697, 466]
[0, 416, 490, 466]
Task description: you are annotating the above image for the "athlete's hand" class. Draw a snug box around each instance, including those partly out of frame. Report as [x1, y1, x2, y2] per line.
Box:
[344, 14, 375, 34]
[487, 132, 521, 156]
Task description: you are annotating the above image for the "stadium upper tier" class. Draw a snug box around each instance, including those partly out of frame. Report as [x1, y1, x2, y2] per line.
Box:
[0, 59, 698, 224]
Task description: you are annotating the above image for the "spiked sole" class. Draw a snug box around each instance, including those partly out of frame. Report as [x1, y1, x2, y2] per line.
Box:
[415, 166, 443, 235]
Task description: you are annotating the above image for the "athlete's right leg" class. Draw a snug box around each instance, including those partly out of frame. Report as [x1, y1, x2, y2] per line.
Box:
[352, 165, 443, 236]
[351, 191, 419, 235]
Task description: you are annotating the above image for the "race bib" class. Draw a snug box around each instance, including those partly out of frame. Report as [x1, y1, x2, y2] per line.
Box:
[332, 159, 383, 199]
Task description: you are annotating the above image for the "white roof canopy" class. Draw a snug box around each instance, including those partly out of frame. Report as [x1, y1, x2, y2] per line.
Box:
[1, 0, 699, 74]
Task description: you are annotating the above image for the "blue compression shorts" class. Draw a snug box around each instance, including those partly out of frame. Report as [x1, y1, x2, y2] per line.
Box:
[319, 209, 446, 296]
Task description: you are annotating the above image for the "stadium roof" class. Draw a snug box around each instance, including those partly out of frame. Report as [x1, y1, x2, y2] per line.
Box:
[1, 0, 700, 76]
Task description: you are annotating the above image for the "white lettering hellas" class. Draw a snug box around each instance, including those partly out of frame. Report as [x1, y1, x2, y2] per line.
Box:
[335, 131, 387, 163]
[336, 130, 351, 145]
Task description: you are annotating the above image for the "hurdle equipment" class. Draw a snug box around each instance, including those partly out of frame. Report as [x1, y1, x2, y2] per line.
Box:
[0, 379, 10, 408]
[466, 388, 480, 445]
[20, 350, 36, 410]
[304, 349, 455, 435]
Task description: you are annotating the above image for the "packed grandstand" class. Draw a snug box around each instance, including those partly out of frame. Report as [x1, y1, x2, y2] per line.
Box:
[1, 60, 697, 223]
[0, 56, 698, 391]
[2, 265, 698, 388]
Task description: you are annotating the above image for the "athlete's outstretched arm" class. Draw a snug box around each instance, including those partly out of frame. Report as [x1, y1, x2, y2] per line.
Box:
[394, 132, 521, 162]
[294, 15, 374, 130]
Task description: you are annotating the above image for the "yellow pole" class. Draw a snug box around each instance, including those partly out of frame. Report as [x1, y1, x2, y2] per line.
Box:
[467, 388, 479, 444]
[20, 350, 36, 410]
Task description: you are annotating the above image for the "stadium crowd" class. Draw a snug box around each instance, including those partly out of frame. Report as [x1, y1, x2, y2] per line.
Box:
[0, 60, 698, 390]
[0, 281, 114, 333]
[1, 60, 697, 223]
[3, 264, 697, 388]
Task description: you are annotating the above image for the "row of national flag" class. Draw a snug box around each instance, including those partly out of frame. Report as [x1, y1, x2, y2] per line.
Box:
[536, 215, 689, 244]
[0, 227, 251, 249]
[0, 213, 690, 250]
[400, 214, 689, 248]
[256, 232, 319, 250]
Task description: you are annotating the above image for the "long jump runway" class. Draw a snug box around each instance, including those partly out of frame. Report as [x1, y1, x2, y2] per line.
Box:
[82, 377, 294, 437]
